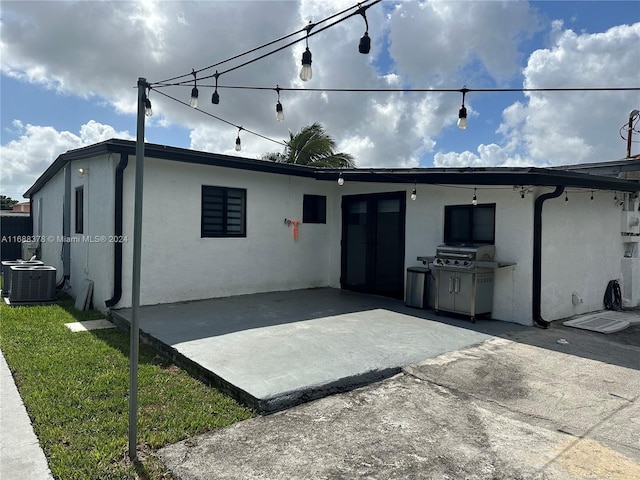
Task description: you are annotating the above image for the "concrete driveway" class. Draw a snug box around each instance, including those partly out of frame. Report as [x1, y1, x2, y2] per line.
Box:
[158, 322, 640, 479]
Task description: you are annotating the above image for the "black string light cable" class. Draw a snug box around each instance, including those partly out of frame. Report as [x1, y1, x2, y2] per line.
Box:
[152, 0, 382, 88]
[140, 0, 638, 151]
[152, 87, 286, 147]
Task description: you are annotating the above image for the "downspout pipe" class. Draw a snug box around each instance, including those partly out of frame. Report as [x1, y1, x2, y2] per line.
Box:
[532, 185, 565, 328]
[105, 153, 128, 308]
[63, 166, 71, 279]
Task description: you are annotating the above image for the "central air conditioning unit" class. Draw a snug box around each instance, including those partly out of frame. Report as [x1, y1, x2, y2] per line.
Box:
[1, 260, 44, 296]
[9, 266, 57, 303]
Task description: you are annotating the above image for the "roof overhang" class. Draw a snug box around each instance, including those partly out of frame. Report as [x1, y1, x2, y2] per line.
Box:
[24, 139, 640, 198]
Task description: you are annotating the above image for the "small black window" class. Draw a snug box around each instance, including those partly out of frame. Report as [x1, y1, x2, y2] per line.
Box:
[444, 203, 495, 245]
[303, 194, 327, 224]
[201, 185, 246, 237]
[75, 186, 84, 234]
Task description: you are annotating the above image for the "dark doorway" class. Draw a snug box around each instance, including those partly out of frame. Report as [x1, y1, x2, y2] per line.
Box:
[341, 192, 406, 299]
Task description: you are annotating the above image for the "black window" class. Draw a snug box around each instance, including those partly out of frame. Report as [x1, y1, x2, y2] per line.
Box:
[444, 203, 495, 245]
[201, 185, 246, 237]
[303, 194, 326, 224]
[75, 186, 84, 234]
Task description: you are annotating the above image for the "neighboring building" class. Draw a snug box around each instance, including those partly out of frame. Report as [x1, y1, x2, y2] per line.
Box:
[24, 139, 640, 326]
[12, 202, 30, 213]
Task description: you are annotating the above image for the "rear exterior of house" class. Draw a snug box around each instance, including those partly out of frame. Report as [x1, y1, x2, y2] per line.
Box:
[25, 140, 640, 326]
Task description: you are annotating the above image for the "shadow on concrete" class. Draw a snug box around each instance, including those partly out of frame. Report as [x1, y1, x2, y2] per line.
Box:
[110, 288, 639, 413]
[112, 288, 524, 343]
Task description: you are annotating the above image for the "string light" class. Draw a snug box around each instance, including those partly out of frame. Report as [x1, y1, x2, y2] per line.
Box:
[411, 187, 417, 201]
[190, 70, 199, 108]
[590, 190, 594, 201]
[457, 87, 468, 130]
[211, 71, 220, 105]
[358, 5, 371, 54]
[144, 87, 153, 117]
[565, 191, 569, 202]
[235, 127, 243, 151]
[472, 187, 477, 206]
[337, 172, 344, 186]
[300, 23, 314, 82]
[275, 86, 284, 122]
[142, 0, 639, 154]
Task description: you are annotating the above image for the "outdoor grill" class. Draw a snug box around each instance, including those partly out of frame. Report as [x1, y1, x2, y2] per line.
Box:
[433, 243, 496, 322]
[433, 244, 496, 270]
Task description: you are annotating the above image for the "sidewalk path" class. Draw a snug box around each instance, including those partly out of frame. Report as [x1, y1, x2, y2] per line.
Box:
[0, 349, 53, 480]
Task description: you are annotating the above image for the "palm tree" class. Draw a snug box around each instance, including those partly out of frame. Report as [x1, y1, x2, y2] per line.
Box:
[263, 123, 355, 168]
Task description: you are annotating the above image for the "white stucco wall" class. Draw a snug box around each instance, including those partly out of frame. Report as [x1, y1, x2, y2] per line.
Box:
[118, 157, 335, 308]
[327, 183, 534, 325]
[68, 155, 116, 310]
[31, 148, 636, 325]
[540, 189, 628, 321]
[32, 169, 65, 282]
[32, 156, 116, 309]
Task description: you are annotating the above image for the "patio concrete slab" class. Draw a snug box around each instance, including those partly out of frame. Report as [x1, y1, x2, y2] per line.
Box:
[112, 288, 525, 413]
[158, 324, 640, 480]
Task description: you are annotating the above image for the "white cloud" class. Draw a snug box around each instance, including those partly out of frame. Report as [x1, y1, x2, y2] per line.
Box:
[1, 0, 637, 182]
[387, 0, 540, 85]
[0, 121, 132, 200]
[435, 21, 640, 168]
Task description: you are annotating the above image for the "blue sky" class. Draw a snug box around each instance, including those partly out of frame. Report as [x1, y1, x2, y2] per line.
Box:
[1, 1, 639, 201]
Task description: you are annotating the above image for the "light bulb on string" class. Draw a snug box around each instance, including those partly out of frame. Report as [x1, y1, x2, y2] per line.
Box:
[235, 127, 242, 152]
[300, 23, 314, 82]
[300, 47, 312, 81]
[472, 187, 477, 206]
[275, 86, 284, 121]
[144, 87, 153, 117]
[190, 70, 198, 108]
[337, 172, 344, 186]
[358, 6, 371, 54]
[410, 182, 417, 201]
[211, 71, 220, 105]
[457, 87, 468, 130]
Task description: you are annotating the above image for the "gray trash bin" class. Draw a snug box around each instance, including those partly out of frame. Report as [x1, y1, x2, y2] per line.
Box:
[405, 266, 430, 308]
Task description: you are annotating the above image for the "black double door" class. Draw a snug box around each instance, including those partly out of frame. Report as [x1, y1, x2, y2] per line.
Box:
[341, 192, 406, 299]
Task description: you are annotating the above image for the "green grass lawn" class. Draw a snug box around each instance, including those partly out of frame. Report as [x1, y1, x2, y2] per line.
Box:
[0, 293, 255, 479]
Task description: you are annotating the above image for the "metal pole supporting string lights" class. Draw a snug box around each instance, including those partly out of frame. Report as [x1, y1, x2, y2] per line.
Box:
[625, 109, 639, 158]
[129, 77, 148, 461]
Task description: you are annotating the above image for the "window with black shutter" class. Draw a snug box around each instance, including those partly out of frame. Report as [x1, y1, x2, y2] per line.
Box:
[201, 185, 246, 237]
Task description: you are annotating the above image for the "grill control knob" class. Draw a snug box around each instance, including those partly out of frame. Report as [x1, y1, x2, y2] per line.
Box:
[454, 260, 459, 265]
[463, 261, 470, 266]
[444, 259, 450, 265]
